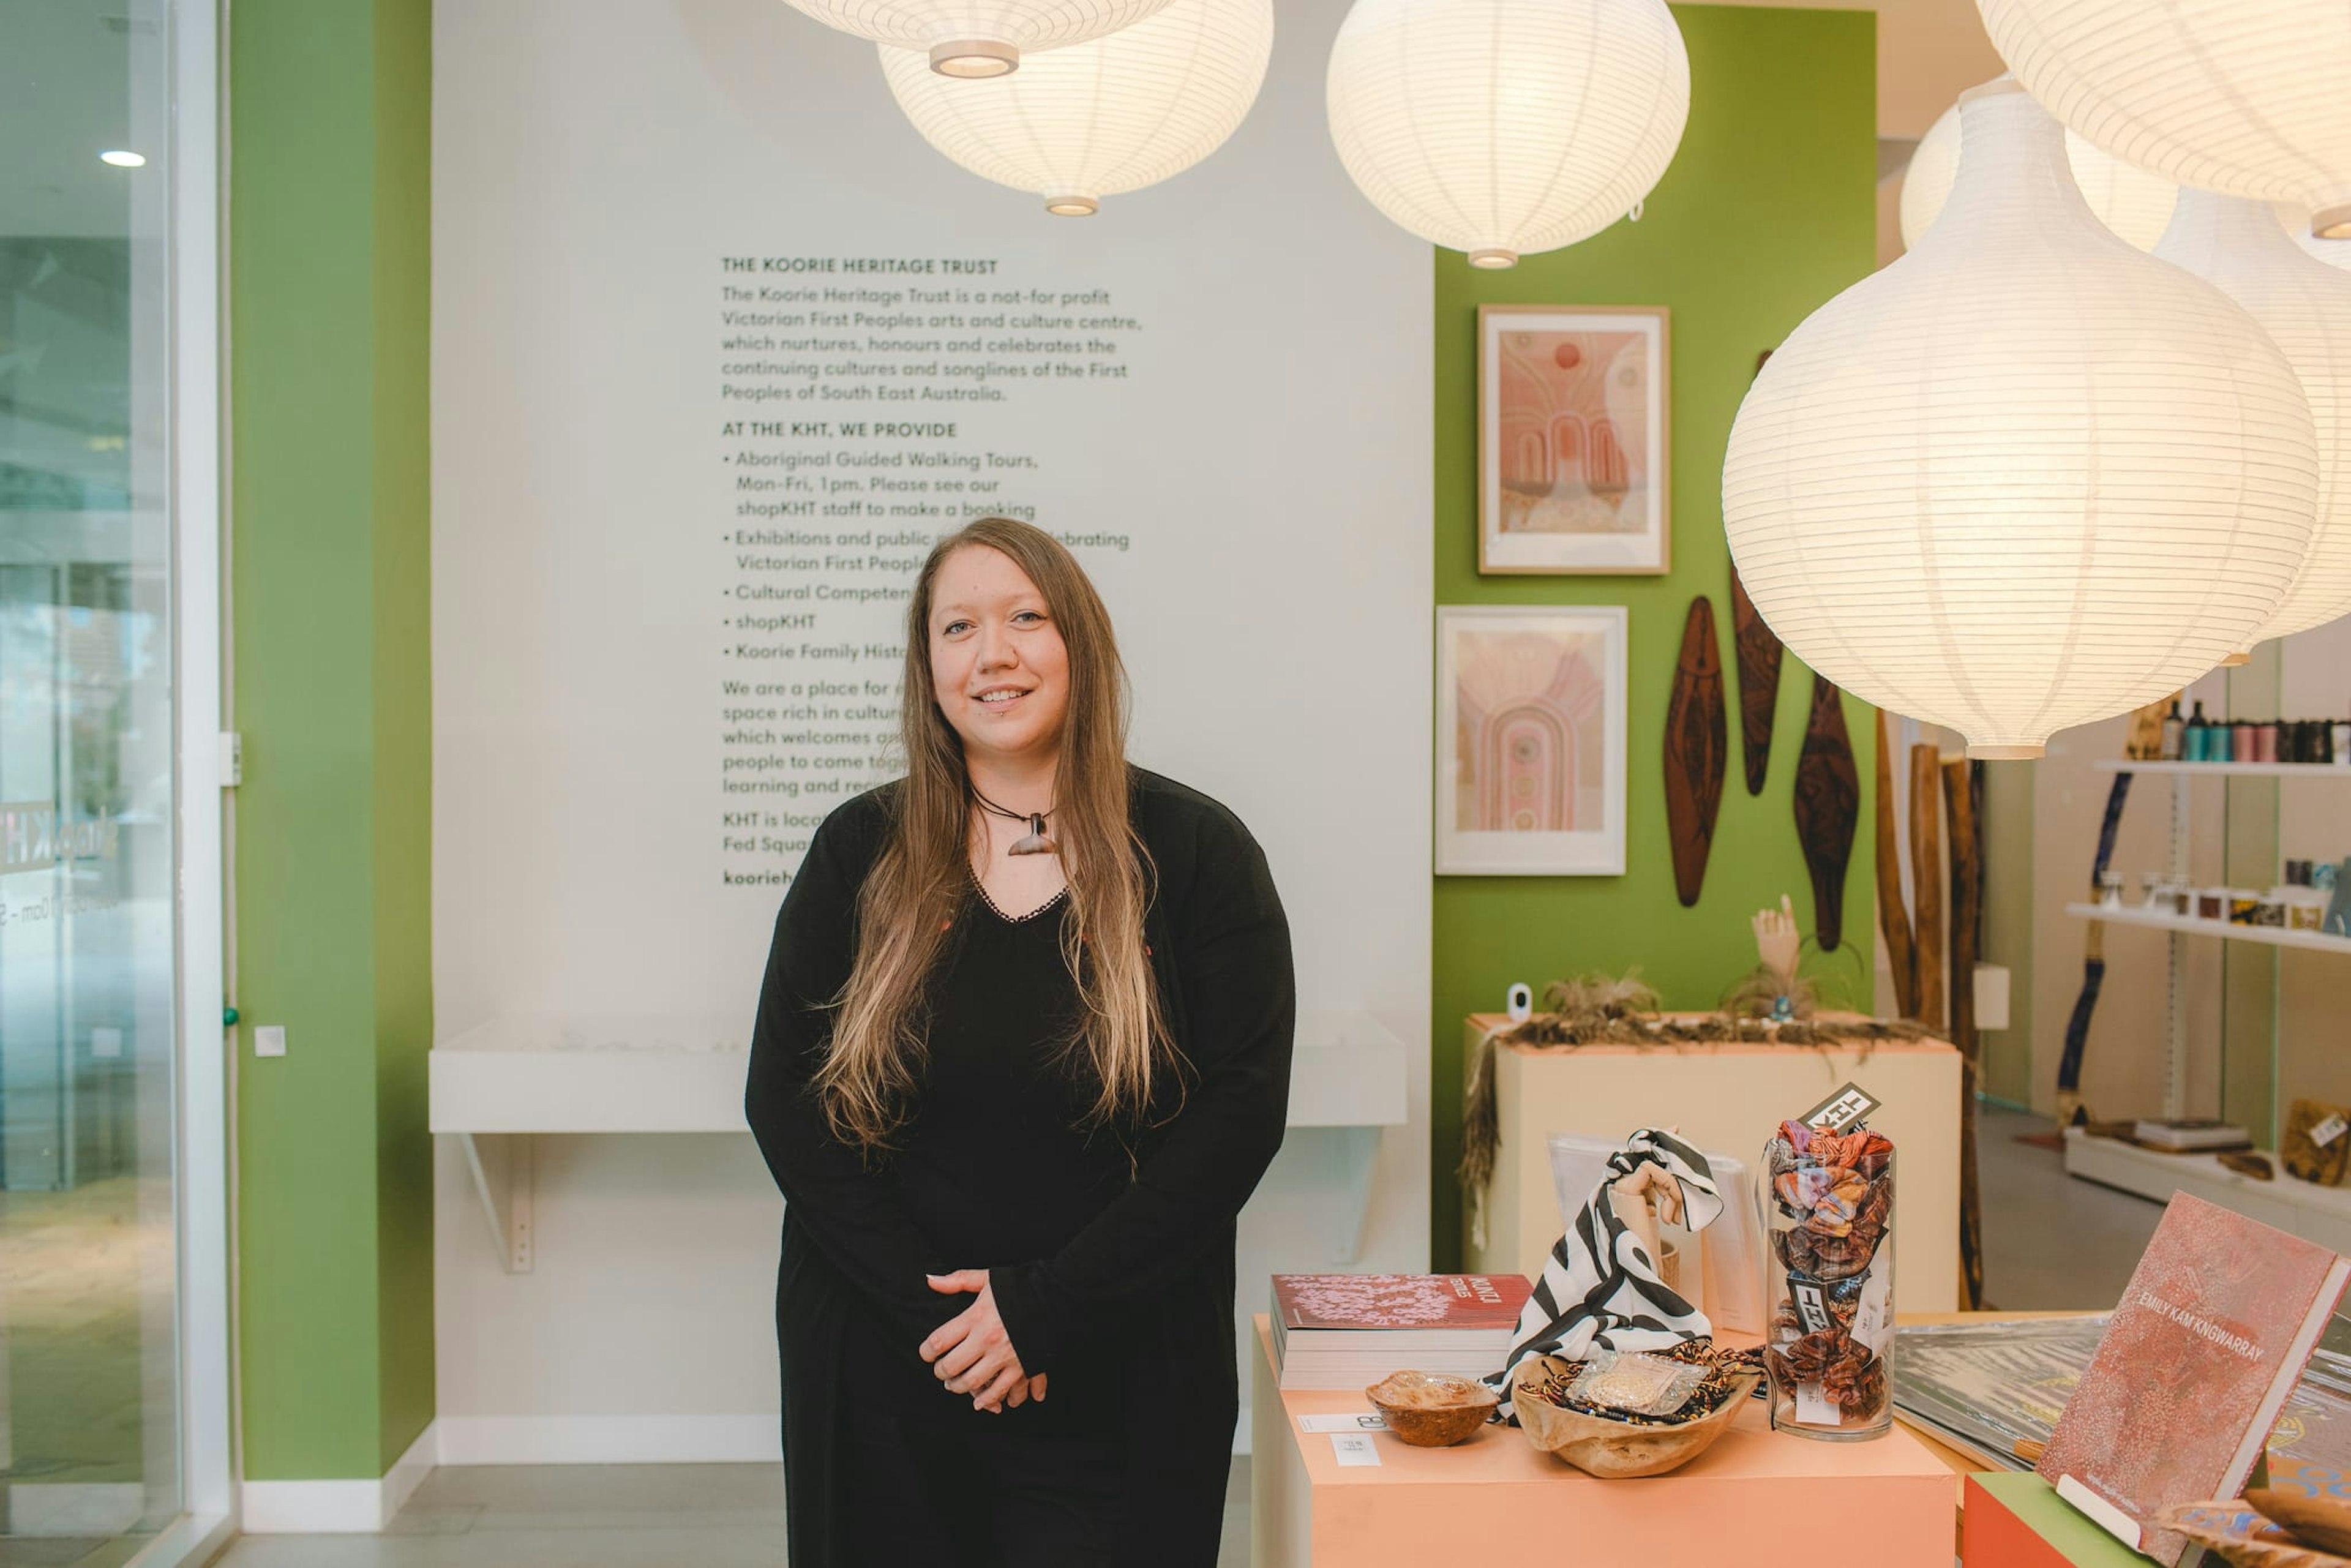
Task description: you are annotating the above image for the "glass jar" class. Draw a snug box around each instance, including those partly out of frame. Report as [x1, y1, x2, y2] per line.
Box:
[1760, 1117, 1895, 1441]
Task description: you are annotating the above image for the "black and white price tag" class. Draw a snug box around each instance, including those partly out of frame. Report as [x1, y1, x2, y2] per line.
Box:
[1802, 1081, 1881, 1133]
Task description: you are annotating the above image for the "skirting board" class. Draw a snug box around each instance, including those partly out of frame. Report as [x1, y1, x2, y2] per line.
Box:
[436, 1414, 780, 1465]
[239, 1420, 437, 1533]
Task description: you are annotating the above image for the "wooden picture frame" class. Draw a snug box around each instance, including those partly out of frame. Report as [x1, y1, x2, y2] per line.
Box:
[1436, 604, 1629, 876]
[1478, 304, 1671, 575]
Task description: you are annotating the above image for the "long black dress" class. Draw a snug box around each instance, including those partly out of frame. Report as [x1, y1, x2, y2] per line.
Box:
[745, 768, 1295, 1567]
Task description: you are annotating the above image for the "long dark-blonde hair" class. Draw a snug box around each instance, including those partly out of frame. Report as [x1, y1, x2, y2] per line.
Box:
[817, 517, 1172, 1151]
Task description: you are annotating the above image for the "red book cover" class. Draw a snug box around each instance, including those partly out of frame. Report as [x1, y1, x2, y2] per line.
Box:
[2037, 1193, 2351, 1566]
[1272, 1274, 1532, 1331]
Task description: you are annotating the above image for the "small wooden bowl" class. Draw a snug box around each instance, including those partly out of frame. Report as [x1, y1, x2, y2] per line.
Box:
[1510, 1356, 1760, 1479]
[1364, 1371, 1499, 1447]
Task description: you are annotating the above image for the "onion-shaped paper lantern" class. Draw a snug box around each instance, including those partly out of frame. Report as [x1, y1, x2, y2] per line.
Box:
[784, 0, 1174, 77]
[1325, 0, 1689, 269]
[2158, 190, 2351, 650]
[1899, 99, 2176, 251]
[1722, 82, 2317, 759]
[882, 0, 1270, 215]
[1979, 0, 2351, 238]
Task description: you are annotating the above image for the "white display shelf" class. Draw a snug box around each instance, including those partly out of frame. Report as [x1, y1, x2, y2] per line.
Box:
[2064, 902, 2351, 955]
[2063, 1127, 2351, 1255]
[430, 1009, 1410, 1270]
[2093, 759, 2351, 779]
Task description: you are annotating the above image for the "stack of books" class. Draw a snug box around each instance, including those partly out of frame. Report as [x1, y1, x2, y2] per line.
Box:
[2132, 1118, 2253, 1153]
[1270, 1273, 1531, 1390]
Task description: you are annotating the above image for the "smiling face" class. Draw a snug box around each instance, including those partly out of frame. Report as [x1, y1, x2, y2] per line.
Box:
[926, 543, 1071, 769]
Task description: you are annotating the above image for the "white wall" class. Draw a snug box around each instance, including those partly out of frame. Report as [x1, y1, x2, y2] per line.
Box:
[431, 0, 1433, 1458]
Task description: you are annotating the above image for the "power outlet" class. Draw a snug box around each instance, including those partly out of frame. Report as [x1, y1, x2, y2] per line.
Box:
[253, 1025, 286, 1059]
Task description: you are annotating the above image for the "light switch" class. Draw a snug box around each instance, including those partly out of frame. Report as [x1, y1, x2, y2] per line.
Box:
[254, 1025, 286, 1058]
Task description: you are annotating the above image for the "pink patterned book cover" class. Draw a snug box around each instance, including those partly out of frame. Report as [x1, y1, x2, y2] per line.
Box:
[1273, 1274, 1531, 1332]
[2038, 1193, 2351, 1566]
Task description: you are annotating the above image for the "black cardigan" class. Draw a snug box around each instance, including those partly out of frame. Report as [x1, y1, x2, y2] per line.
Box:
[744, 766, 1297, 1376]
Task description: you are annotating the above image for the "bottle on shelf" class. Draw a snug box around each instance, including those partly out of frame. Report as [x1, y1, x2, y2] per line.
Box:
[2334, 719, 2350, 767]
[2161, 699, 2186, 761]
[2255, 720, 2279, 763]
[2186, 700, 2212, 762]
[2230, 719, 2254, 763]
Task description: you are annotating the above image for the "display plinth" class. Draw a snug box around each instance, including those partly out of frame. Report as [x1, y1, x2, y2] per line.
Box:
[1251, 1318, 1957, 1567]
[1460, 1015, 1963, 1313]
[1961, 1473, 2150, 1567]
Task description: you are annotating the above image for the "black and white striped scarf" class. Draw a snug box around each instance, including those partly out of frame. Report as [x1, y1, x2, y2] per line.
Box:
[1486, 1128, 1722, 1421]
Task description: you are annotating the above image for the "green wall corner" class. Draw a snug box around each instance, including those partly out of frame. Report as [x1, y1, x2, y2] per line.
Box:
[1430, 3, 1880, 1270]
[229, 0, 435, 1482]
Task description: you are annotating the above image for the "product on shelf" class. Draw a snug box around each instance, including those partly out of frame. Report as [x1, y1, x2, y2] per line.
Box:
[2283, 1100, 2351, 1186]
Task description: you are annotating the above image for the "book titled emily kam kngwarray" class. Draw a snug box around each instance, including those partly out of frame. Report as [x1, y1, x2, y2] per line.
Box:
[2037, 1193, 2351, 1566]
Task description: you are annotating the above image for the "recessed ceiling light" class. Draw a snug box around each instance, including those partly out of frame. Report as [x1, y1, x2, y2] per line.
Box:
[99, 149, 145, 168]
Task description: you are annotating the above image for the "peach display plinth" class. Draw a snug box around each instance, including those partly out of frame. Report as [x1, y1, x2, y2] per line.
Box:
[1460, 1014, 1963, 1314]
[1251, 1319, 1958, 1567]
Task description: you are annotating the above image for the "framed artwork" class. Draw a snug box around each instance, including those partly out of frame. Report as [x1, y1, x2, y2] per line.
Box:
[1478, 304, 1671, 575]
[1436, 604, 1628, 876]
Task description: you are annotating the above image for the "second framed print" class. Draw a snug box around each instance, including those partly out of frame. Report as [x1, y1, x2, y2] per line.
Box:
[1479, 304, 1670, 574]
[1436, 605, 1628, 876]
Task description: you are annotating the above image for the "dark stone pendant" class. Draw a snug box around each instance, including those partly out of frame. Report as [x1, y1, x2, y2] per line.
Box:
[1009, 813, 1056, 856]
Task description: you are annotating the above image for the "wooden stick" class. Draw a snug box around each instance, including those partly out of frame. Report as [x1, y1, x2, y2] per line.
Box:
[1944, 756, 1985, 1311]
[1910, 745, 1946, 1034]
[1875, 709, 1918, 1018]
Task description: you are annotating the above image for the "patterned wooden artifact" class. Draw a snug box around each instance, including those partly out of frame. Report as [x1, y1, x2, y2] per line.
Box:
[1792, 675, 1858, 950]
[1730, 564, 1783, 795]
[1664, 596, 1728, 908]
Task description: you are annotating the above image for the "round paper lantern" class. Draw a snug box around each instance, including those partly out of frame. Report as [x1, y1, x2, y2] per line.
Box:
[1722, 82, 2316, 759]
[2157, 190, 2351, 649]
[1979, 0, 2351, 237]
[1324, 0, 1689, 269]
[784, 0, 1174, 77]
[881, 0, 1270, 214]
[1899, 99, 2176, 251]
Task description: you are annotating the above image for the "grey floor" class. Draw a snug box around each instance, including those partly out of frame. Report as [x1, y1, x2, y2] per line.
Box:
[198, 1106, 2153, 1567]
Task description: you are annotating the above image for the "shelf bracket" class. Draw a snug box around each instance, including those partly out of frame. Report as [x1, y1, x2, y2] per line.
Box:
[1329, 1125, 1383, 1264]
[456, 1132, 534, 1274]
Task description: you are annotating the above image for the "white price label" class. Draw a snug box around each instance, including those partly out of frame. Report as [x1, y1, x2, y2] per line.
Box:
[1852, 1270, 1892, 1352]
[1794, 1382, 1841, 1427]
[1299, 1412, 1388, 1433]
[2315, 1114, 2348, 1149]
[1330, 1433, 1382, 1467]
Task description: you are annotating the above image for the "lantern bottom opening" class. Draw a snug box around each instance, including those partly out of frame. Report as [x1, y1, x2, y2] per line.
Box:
[929, 39, 1018, 77]
[2219, 650, 2252, 668]
[1969, 745, 2045, 760]
[1466, 249, 1517, 269]
[2314, 203, 2351, 241]
[1044, 195, 1099, 217]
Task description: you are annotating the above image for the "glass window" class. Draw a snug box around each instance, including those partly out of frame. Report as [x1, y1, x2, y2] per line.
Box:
[1, 0, 186, 1558]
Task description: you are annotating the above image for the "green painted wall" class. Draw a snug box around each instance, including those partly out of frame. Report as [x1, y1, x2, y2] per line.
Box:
[230, 0, 435, 1480]
[1431, 4, 1879, 1270]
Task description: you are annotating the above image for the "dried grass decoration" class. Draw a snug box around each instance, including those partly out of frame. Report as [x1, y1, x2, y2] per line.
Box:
[1456, 969, 1929, 1212]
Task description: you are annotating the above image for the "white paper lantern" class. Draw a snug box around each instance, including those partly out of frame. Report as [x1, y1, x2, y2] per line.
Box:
[1899, 99, 2175, 252]
[2280, 206, 2351, 273]
[882, 0, 1270, 215]
[2157, 190, 2351, 649]
[784, 0, 1173, 77]
[1723, 83, 2316, 759]
[1979, 0, 2351, 238]
[1324, 0, 1689, 269]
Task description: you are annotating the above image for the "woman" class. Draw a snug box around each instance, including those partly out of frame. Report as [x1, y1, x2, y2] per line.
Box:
[746, 516, 1295, 1567]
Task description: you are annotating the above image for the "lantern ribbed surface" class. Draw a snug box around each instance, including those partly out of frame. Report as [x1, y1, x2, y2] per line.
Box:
[1723, 86, 2317, 759]
[1324, 0, 1689, 266]
[1979, 0, 2351, 235]
[1900, 99, 2175, 252]
[881, 0, 1270, 209]
[2157, 190, 2351, 647]
[783, 0, 1172, 60]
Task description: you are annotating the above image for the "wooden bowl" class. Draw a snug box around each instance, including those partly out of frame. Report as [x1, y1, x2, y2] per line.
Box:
[1364, 1371, 1499, 1447]
[1510, 1356, 1760, 1479]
